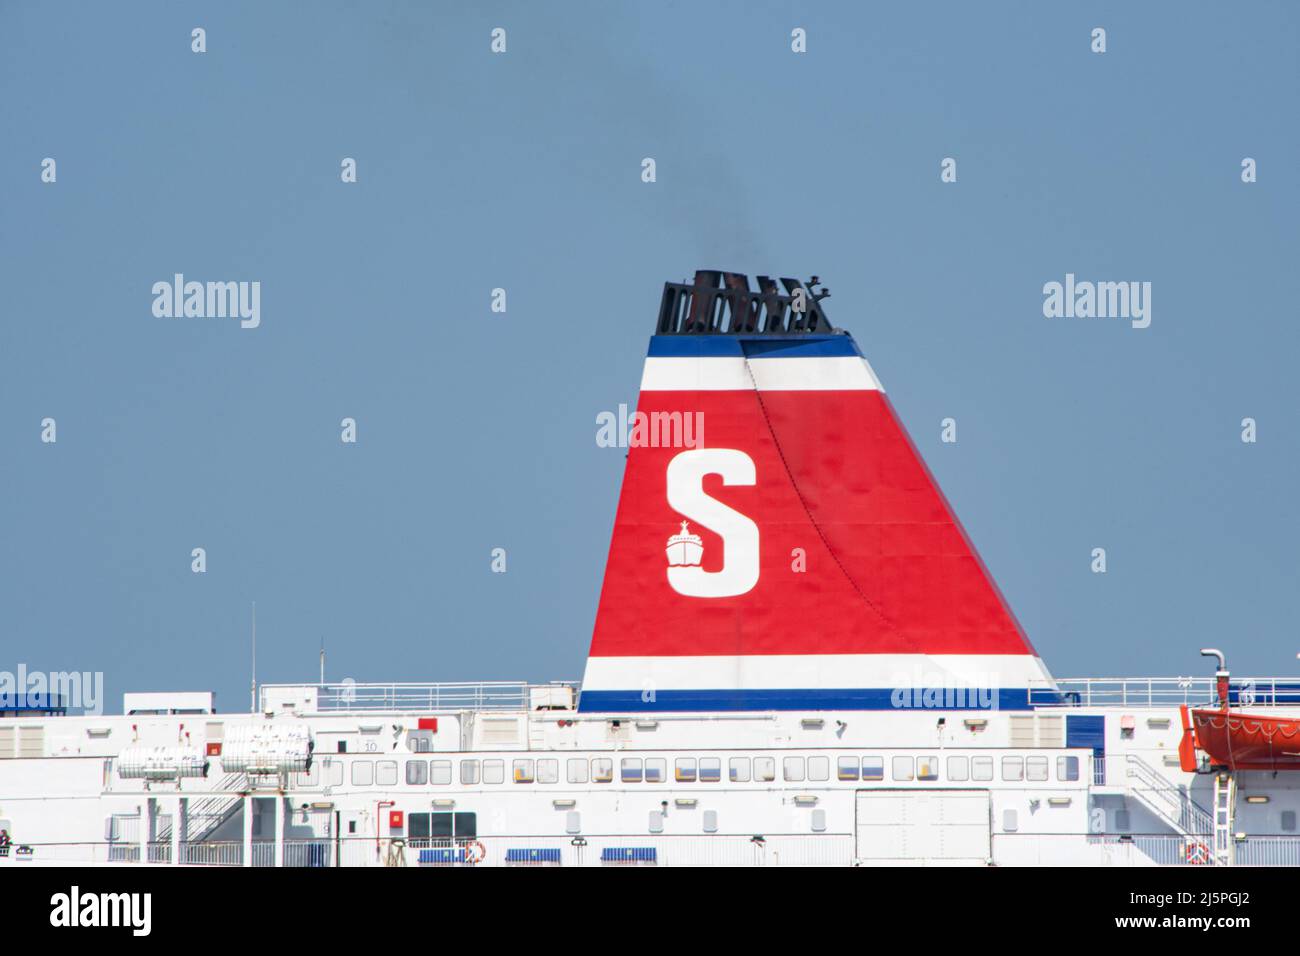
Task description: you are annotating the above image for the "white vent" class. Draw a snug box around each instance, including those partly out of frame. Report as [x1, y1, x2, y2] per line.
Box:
[479, 718, 523, 747]
[1036, 715, 1064, 747]
[1009, 716, 1036, 747]
[18, 726, 44, 758]
[1009, 715, 1064, 748]
[0, 727, 13, 759]
[221, 723, 312, 774]
[118, 746, 207, 780]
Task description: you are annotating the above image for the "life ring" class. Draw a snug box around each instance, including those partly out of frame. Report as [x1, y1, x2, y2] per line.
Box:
[464, 840, 487, 864]
[1185, 841, 1211, 865]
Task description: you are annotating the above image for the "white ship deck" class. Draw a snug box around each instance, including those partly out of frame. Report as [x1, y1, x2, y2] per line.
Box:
[3, 676, 1300, 868]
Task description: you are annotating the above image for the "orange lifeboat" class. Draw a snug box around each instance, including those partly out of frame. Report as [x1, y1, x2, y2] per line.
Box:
[1190, 708, 1300, 771]
[1178, 649, 1300, 772]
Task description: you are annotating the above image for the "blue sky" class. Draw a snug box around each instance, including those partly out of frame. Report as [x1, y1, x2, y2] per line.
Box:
[1, 1, 1298, 712]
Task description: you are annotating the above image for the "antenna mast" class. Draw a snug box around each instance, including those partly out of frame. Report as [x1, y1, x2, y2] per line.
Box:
[250, 601, 257, 713]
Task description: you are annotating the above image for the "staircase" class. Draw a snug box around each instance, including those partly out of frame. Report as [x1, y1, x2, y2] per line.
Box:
[1123, 753, 1214, 839]
[154, 772, 246, 846]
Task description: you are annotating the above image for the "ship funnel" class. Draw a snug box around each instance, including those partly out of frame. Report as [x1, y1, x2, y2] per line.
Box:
[579, 270, 1053, 712]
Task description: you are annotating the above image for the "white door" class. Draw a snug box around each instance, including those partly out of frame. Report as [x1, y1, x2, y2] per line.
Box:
[855, 790, 991, 865]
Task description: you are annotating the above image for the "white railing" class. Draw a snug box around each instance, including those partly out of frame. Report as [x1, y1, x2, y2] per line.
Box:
[21, 833, 1300, 867]
[1035, 677, 1300, 708]
[261, 681, 579, 713]
[395, 834, 853, 867]
[1235, 836, 1300, 866]
[180, 842, 243, 866]
[993, 833, 1213, 866]
[21, 834, 852, 867]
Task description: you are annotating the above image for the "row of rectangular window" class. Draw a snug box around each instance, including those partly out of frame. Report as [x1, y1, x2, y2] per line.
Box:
[299, 753, 1081, 788]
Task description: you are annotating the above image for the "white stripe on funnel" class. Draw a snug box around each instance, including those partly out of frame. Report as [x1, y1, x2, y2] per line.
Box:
[582, 654, 1055, 692]
[641, 356, 884, 392]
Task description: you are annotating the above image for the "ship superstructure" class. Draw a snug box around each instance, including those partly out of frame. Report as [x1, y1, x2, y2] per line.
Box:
[2, 271, 1298, 868]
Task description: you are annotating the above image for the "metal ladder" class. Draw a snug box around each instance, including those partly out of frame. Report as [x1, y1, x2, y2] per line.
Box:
[1213, 771, 1235, 866]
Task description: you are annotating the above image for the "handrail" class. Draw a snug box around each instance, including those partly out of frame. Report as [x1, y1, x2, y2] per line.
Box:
[1033, 677, 1300, 708]
[1123, 754, 1213, 837]
[259, 681, 580, 713]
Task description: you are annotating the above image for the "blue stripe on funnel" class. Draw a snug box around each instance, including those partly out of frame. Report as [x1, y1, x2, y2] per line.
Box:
[647, 335, 862, 358]
[577, 687, 1035, 712]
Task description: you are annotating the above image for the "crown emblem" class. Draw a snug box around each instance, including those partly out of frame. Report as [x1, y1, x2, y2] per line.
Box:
[665, 521, 703, 567]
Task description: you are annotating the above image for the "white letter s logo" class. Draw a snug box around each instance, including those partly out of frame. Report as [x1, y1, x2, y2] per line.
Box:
[666, 448, 759, 598]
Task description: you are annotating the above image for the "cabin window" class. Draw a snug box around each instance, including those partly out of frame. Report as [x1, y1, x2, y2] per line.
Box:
[892, 757, 914, 782]
[754, 756, 776, 782]
[537, 759, 559, 784]
[408, 813, 432, 845]
[1001, 757, 1024, 782]
[972, 756, 994, 781]
[352, 760, 373, 786]
[675, 758, 697, 782]
[1282, 811, 1296, 833]
[808, 756, 830, 782]
[645, 758, 666, 783]
[592, 758, 613, 783]
[1026, 756, 1049, 782]
[729, 757, 751, 782]
[703, 810, 718, 833]
[699, 757, 721, 782]
[325, 760, 344, 787]
[837, 756, 860, 781]
[566, 758, 588, 784]
[513, 759, 535, 783]
[406, 760, 428, 785]
[415, 811, 476, 841]
[917, 756, 939, 781]
[460, 759, 480, 785]
[811, 809, 827, 833]
[408, 812, 471, 846]
[376, 761, 398, 786]
[648, 810, 664, 833]
[783, 756, 806, 782]
[482, 759, 505, 785]
[621, 757, 643, 783]
[296, 763, 319, 787]
[862, 757, 884, 781]
[947, 756, 970, 781]
[431, 760, 452, 785]
[1056, 756, 1079, 781]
